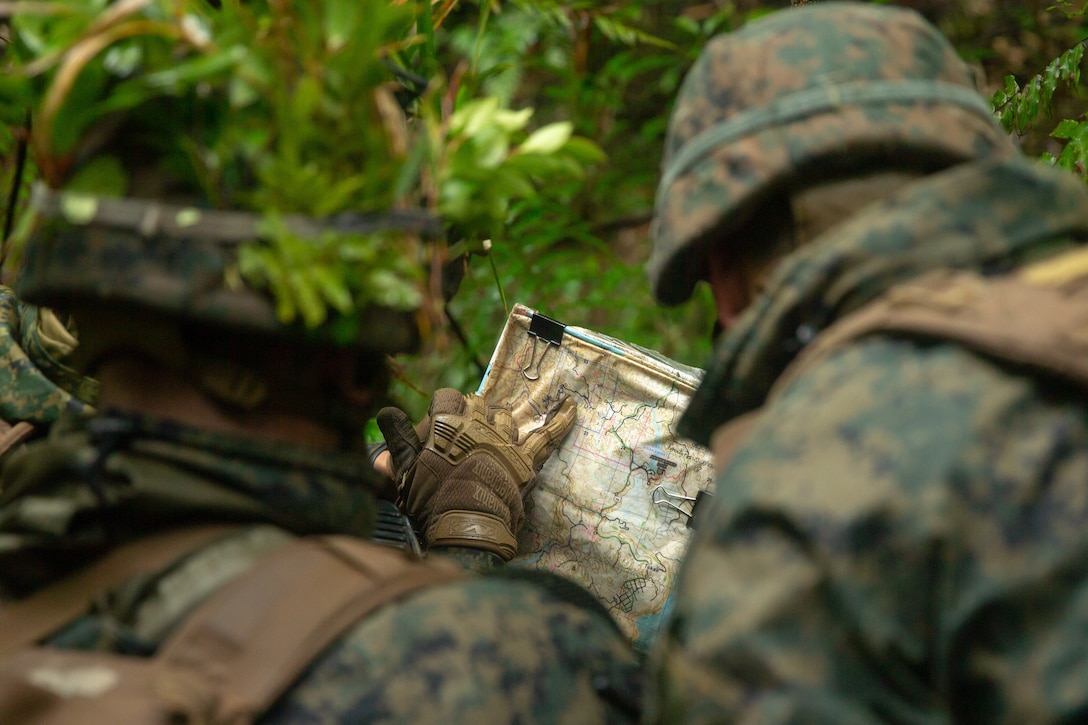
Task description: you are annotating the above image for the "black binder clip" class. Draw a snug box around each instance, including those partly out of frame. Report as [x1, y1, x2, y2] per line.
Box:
[652, 486, 712, 529]
[521, 312, 565, 381]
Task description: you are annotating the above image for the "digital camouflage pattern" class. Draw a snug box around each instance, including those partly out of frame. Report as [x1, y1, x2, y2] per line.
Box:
[647, 2, 1017, 306]
[269, 575, 641, 723]
[0, 412, 380, 595]
[2, 4, 638, 720]
[0, 412, 642, 721]
[647, 154, 1088, 722]
[0, 285, 96, 424]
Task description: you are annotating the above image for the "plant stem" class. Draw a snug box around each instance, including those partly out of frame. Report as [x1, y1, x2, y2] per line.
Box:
[488, 251, 508, 315]
[419, 0, 437, 77]
[471, 0, 491, 76]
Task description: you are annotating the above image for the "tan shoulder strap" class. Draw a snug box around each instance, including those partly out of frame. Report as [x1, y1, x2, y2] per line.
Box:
[0, 537, 467, 725]
[154, 537, 467, 723]
[772, 248, 1088, 399]
[0, 525, 241, 659]
[0, 648, 170, 725]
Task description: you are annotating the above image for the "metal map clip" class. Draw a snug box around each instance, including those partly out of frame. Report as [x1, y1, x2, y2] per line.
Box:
[652, 485, 711, 529]
[521, 312, 566, 381]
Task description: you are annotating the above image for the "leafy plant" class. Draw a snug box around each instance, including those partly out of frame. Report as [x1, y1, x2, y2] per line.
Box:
[0, 0, 604, 335]
[989, 4, 1088, 179]
[991, 42, 1085, 137]
[387, 0, 733, 417]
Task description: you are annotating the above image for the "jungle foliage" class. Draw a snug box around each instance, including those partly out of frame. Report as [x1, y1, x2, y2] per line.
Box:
[401, 0, 1088, 417]
[2, 0, 1087, 421]
[0, 0, 602, 339]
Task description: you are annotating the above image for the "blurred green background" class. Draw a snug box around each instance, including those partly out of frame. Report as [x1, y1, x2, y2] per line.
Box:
[391, 0, 1088, 419]
[4, 0, 1087, 423]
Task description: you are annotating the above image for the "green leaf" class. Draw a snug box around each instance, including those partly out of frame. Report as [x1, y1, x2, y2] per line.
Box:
[492, 107, 533, 132]
[63, 155, 128, 196]
[517, 121, 573, 155]
[439, 178, 475, 221]
[503, 152, 569, 176]
[142, 44, 246, 90]
[469, 127, 512, 169]
[1052, 118, 1084, 140]
[289, 267, 327, 327]
[313, 175, 367, 216]
[560, 137, 607, 164]
[324, 0, 358, 52]
[313, 264, 354, 313]
[450, 96, 501, 137]
[488, 167, 536, 199]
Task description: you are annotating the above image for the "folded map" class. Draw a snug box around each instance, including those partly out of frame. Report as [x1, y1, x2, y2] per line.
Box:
[477, 303, 716, 652]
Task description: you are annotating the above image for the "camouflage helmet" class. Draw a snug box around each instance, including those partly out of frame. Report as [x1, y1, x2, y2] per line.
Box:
[647, 2, 1017, 305]
[16, 185, 437, 355]
[7, 0, 442, 359]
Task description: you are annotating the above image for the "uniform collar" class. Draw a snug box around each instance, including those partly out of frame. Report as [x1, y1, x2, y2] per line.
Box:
[680, 157, 1088, 445]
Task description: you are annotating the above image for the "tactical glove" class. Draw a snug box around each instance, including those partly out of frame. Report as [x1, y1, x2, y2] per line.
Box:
[376, 389, 576, 560]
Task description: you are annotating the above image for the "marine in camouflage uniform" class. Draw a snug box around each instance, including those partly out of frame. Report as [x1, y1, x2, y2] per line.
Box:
[0, 11, 97, 473]
[0, 33, 639, 725]
[644, 3, 1088, 723]
[0, 203, 641, 723]
[0, 287, 97, 475]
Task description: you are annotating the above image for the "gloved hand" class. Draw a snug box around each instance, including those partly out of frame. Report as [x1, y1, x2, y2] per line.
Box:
[376, 389, 576, 560]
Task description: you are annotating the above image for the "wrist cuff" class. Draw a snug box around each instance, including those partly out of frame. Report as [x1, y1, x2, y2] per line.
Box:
[427, 510, 518, 561]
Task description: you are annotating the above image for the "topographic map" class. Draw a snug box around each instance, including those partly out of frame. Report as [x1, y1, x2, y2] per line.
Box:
[477, 304, 716, 652]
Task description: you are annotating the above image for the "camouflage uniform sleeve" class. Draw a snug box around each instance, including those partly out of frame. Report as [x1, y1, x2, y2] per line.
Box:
[265, 574, 643, 723]
[0, 286, 97, 424]
[649, 336, 1088, 724]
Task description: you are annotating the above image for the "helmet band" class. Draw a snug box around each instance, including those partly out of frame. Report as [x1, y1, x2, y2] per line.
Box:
[656, 79, 997, 207]
[28, 183, 443, 243]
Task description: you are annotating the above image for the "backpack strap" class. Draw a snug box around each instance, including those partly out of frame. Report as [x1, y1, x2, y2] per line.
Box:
[0, 536, 467, 725]
[0, 525, 241, 659]
[153, 537, 467, 723]
[772, 247, 1088, 399]
[0, 647, 171, 725]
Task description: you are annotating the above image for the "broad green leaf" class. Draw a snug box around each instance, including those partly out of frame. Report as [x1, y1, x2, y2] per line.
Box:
[1052, 118, 1083, 139]
[487, 167, 535, 199]
[517, 121, 572, 155]
[492, 107, 533, 132]
[450, 96, 500, 137]
[471, 128, 511, 169]
[502, 151, 569, 176]
[560, 137, 607, 164]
